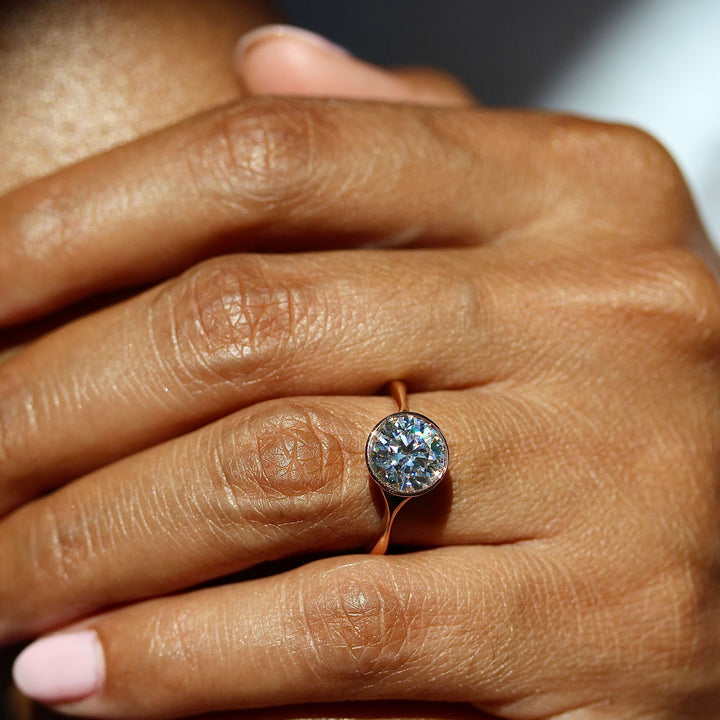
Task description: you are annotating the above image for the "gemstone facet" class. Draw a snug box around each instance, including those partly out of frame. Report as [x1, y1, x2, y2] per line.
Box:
[366, 411, 448, 497]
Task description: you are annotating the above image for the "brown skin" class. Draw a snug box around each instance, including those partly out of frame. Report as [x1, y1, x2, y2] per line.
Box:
[0, 3, 486, 719]
[3, 2, 720, 720]
[0, 0, 278, 193]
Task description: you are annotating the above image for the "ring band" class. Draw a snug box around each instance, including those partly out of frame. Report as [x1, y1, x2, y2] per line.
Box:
[366, 381, 449, 554]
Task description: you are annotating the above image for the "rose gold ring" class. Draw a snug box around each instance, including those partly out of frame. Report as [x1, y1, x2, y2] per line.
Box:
[366, 380, 449, 555]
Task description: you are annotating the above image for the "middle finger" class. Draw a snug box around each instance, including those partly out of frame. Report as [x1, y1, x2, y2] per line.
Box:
[0, 246, 543, 515]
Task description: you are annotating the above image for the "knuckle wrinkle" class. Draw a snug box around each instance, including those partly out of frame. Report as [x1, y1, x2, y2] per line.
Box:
[299, 562, 420, 685]
[183, 98, 321, 212]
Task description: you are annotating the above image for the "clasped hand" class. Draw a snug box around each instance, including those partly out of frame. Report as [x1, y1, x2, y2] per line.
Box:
[1, 43, 720, 720]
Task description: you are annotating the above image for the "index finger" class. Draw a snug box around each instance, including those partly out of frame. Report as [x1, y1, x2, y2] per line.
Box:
[0, 97, 567, 326]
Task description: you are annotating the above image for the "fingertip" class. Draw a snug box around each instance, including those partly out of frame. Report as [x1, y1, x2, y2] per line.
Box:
[233, 25, 476, 106]
[233, 24, 352, 93]
[233, 24, 413, 101]
[13, 631, 106, 709]
[234, 24, 351, 64]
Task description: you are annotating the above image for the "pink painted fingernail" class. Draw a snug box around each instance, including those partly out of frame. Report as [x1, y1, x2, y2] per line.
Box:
[12, 631, 105, 704]
[234, 24, 351, 66]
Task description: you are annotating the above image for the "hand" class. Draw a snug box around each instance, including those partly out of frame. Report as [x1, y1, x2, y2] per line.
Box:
[2, 25, 488, 720]
[0, 26, 471, 329]
[4, 29, 720, 720]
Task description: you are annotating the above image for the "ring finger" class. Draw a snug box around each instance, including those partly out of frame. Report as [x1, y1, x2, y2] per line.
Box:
[0, 385, 572, 643]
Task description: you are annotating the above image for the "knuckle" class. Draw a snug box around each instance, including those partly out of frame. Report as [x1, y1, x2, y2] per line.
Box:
[297, 561, 423, 686]
[23, 499, 94, 591]
[548, 119, 696, 237]
[156, 257, 313, 387]
[609, 126, 695, 228]
[213, 400, 359, 527]
[604, 124, 683, 186]
[252, 403, 348, 500]
[181, 97, 324, 212]
[633, 248, 720, 348]
[553, 119, 681, 190]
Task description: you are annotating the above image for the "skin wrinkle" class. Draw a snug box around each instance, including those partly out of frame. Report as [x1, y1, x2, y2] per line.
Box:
[133, 605, 204, 708]
[297, 562, 413, 689]
[147, 286, 205, 411]
[439, 566, 480, 684]
[122, 304, 173, 414]
[209, 405, 353, 552]
[210, 606, 243, 710]
[36, 501, 91, 595]
[216, 424, 278, 532]
[1, 5, 720, 717]
[168, 446, 208, 550]
[188, 432, 259, 555]
[26, 503, 66, 588]
[133, 463, 179, 553]
[169, 259, 305, 391]
[168, 441, 228, 558]
[160, 279, 223, 397]
[208, 429, 244, 522]
[180, 108, 248, 216]
[181, 101, 321, 214]
[634, 577, 686, 676]
[191, 275, 245, 385]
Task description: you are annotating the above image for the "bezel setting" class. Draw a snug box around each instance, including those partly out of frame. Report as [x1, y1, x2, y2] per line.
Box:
[365, 411, 449, 497]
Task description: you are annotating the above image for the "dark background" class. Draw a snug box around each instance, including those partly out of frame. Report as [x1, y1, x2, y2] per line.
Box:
[279, 0, 623, 105]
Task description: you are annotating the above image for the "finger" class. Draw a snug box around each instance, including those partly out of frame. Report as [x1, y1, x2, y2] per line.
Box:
[10, 548, 602, 718]
[1, 387, 568, 641]
[185, 702, 493, 720]
[0, 95, 573, 325]
[391, 67, 479, 105]
[233, 24, 476, 105]
[0, 245, 546, 513]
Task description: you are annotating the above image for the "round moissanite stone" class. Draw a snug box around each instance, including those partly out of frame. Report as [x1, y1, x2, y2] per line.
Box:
[366, 411, 449, 497]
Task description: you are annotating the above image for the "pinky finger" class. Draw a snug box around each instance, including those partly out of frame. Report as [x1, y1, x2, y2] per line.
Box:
[13, 548, 551, 719]
[179, 701, 493, 720]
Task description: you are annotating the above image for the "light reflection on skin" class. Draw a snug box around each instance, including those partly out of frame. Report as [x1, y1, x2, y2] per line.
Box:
[0, 0, 280, 193]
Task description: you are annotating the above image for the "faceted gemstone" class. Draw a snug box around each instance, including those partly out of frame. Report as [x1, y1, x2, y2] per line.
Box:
[366, 412, 448, 496]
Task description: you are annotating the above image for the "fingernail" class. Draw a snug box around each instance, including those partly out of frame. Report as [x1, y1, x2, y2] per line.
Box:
[234, 24, 351, 67]
[13, 631, 105, 705]
[233, 24, 412, 102]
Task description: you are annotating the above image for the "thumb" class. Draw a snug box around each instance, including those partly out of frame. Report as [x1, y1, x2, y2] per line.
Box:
[233, 25, 476, 106]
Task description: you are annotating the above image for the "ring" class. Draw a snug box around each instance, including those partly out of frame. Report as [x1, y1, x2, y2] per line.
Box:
[366, 380, 449, 554]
